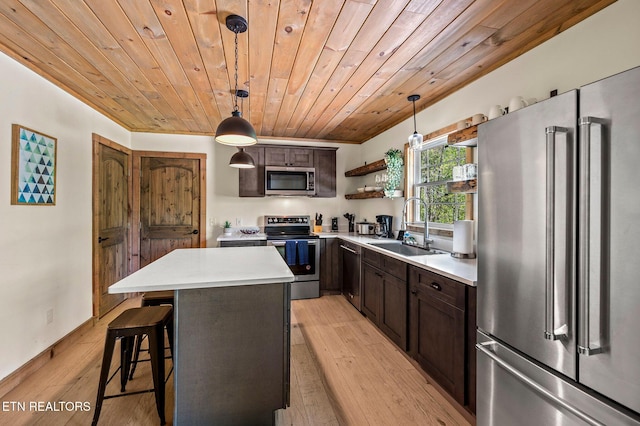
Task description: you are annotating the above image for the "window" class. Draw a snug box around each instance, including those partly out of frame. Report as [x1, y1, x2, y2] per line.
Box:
[406, 136, 469, 229]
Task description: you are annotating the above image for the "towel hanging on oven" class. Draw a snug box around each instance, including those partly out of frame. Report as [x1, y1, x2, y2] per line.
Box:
[297, 240, 309, 265]
[285, 240, 297, 266]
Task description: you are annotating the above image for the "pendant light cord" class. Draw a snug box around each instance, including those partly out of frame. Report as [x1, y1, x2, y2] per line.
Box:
[233, 29, 239, 112]
[412, 99, 417, 133]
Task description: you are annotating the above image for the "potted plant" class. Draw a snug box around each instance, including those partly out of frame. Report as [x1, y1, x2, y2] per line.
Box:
[384, 148, 403, 197]
[223, 220, 233, 235]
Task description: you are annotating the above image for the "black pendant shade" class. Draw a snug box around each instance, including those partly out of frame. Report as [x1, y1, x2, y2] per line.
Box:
[229, 147, 255, 168]
[216, 110, 257, 146]
[215, 15, 258, 147]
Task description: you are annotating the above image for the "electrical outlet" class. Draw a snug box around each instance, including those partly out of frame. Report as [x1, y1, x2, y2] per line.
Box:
[46, 308, 53, 325]
[236, 218, 242, 226]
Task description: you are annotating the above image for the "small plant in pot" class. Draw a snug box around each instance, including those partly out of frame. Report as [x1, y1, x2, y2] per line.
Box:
[223, 220, 233, 235]
[384, 148, 404, 197]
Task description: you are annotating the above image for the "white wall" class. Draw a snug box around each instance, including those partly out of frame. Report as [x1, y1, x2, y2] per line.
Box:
[131, 134, 361, 245]
[0, 53, 130, 380]
[0, 0, 638, 382]
[359, 0, 640, 247]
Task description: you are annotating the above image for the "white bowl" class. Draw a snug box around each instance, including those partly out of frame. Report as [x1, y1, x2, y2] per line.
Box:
[357, 187, 365, 193]
[364, 186, 375, 192]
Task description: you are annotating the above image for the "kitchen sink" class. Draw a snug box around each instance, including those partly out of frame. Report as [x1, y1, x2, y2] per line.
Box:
[368, 242, 446, 256]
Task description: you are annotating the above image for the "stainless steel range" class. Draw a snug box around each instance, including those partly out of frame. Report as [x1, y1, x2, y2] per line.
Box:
[264, 215, 320, 300]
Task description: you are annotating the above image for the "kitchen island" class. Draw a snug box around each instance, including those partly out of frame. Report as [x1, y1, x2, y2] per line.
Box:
[109, 247, 295, 425]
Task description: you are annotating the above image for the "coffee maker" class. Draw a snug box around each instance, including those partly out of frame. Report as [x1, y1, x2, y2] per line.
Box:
[376, 215, 394, 239]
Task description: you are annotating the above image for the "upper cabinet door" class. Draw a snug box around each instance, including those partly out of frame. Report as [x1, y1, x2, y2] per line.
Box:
[313, 149, 336, 197]
[265, 147, 314, 167]
[239, 146, 265, 197]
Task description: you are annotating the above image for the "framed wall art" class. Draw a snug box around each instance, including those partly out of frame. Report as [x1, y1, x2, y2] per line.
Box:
[11, 124, 57, 205]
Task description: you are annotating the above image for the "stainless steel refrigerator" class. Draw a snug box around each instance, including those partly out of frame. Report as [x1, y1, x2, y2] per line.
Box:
[477, 65, 640, 425]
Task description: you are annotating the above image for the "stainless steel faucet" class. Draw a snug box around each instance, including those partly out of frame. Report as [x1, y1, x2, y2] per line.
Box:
[401, 197, 433, 250]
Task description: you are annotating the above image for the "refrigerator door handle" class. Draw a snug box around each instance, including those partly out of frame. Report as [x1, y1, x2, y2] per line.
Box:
[477, 341, 606, 426]
[577, 116, 607, 356]
[544, 126, 570, 341]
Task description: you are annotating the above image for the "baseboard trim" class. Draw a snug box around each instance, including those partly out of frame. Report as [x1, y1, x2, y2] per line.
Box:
[0, 317, 96, 399]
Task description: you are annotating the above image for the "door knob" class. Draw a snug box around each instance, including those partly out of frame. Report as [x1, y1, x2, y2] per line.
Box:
[187, 229, 199, 235]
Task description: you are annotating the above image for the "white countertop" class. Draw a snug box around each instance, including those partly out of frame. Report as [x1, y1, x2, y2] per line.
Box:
[109, 247, 294, 293]
[216, 232, 267, 241]
[316, 232, 477, 286]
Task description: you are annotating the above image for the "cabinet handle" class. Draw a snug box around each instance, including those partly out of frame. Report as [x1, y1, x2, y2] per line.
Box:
[430, 283, 441, 291]
[340, 245, 357, 254]
[410, 290, 417, 296]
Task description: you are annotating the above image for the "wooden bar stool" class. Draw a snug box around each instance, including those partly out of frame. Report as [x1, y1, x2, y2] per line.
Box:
[92, 305, 173, 426]
[129, 291, 175, 380]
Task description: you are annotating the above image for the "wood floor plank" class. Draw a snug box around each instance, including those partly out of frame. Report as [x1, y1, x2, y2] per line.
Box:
[292, 295, 473, 426]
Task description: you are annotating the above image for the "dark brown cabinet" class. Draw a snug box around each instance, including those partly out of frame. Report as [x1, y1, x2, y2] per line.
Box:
[408, 266, 467, 406]
[319, 238, 341, 293]
[238, 146, 265, 197]
[361, 248, 407, 350]
[238, 145, 336, 197]
[467, 286, 477, 414]
[265, 147, 314, 167]
[219, 239, 267, 247]
[361, 263, 383, 323]
[313, 148, 336, 197]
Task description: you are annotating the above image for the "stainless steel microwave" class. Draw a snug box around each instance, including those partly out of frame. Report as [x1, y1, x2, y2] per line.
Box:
[265, 166, 315, 196]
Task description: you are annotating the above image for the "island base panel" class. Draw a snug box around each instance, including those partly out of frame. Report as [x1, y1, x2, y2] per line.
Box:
[174, 283, 290, 425]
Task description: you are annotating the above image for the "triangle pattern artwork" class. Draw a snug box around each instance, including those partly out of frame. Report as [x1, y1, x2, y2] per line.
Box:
[17, 127, 56, 204]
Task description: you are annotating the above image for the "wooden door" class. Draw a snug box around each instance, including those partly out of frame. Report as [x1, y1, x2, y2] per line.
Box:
[135, 153, 206, 268]
[93, 135, 132, 317]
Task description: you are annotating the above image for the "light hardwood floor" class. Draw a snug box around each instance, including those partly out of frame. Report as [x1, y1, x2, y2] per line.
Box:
[0, 295, 471, 425]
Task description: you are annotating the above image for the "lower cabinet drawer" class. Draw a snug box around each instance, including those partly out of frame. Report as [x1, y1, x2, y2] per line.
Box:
[409, 266, 465, 309]
[219, 240, 267, 247]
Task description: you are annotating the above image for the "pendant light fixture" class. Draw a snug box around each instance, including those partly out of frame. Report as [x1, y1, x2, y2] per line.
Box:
[229, 147, 256, 168]
[407, 94, 423, 150]
[215, 15, 257, 146]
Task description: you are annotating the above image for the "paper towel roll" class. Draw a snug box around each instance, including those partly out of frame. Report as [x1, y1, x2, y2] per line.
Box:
[453, 220, 474, 255]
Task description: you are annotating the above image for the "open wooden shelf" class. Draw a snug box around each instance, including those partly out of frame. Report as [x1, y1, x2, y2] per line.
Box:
[345, 190, 385, 200]
[447, 125, 478, 147]
[345, 159, 387, 177]
[447, 179, 477, 193]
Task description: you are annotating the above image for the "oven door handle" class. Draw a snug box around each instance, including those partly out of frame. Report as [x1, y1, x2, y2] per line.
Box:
[269, 240, 318, 247]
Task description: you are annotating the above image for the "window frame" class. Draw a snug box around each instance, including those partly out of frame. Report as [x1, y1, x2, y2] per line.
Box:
[404, 137, 474, 236]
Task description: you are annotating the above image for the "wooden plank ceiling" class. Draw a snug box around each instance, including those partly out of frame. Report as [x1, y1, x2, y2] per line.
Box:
[0, 0, 616, 144]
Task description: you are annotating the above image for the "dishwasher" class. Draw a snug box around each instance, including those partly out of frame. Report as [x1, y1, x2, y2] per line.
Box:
[340, 241, 361, 311]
